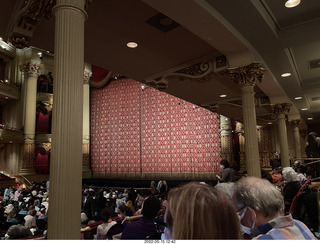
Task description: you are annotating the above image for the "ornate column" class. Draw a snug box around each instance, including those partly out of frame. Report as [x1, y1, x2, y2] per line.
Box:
[48, 0, 87, 239]
[229, 63, 264, 178]
[20, 61, 42, 174]
[220, 115, 233, 165]
[82, 70, 92, 178]
[271, 103, 291, 167]
[289, 119, 302, 160]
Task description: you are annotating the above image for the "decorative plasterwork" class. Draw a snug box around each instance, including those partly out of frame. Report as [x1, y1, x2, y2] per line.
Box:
[21, 62, 43, 76]
[228, 62, 265, 86]
[7, 0, 56, 49]
[144, 54, 228, 91]
[83, 70, 92, 84]
[256, 113, 277, 122]
[271, 103, 291, 115]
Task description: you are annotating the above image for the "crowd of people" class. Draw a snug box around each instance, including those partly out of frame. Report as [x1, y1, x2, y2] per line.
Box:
[0, 159, 319, 240]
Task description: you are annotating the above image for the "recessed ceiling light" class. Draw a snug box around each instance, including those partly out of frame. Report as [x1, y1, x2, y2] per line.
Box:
[301, 108, 308, 111]
[281, 73, 291, 77]
[307, 117, 313, 120]
[294, 96, 302, 100]
[5, 97, 8, 99]
[268, 122, 273, 125]
[127, 42, 138, 48]
[220, 94, 227, 98]
[285, 0, 300, 8]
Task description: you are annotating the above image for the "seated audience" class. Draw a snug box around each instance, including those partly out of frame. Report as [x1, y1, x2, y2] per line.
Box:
[282, 167, 301, 203]
[117, 204, 133, 229]
[164, 181, 241, 240]
[4, 219, 32, 240]
[24, 209, 37, 229]
[96, 208, 117, 240]
[216, 159, 235, 183]
[233, 176, 316, 240]
[121, 196, 161, 240]
[271, 166, 283, 183]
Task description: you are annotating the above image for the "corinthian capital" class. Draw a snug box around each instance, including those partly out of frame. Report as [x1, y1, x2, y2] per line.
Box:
[228, 62, 265, 86]
[21, 62, 43, 76]
[271, 103, 291, 115]
[83, 70, 92, 84]
[289, 119, 301, 128]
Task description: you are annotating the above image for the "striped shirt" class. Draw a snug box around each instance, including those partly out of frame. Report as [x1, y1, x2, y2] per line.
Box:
[251, 214, 316, 240]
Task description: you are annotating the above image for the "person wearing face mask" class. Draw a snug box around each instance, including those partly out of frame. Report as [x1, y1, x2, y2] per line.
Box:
[233, 176, 316, 240]
[216, 159, 235, 183]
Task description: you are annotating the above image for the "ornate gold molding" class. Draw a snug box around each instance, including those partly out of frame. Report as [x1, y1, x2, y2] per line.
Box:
[271, 103, 291, 115]
[21, 62, 43, 76]
[8, 0, 56, 49]
[228, 62, 265, 86]
[21, 143, 35, 171]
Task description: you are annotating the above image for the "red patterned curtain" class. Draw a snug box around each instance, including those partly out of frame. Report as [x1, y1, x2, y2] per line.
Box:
[90, 78, 221, 176]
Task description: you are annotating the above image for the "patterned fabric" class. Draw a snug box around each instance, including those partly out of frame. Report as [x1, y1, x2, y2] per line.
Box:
[90, 78, 221, 174]
[251, 215, 316, 240]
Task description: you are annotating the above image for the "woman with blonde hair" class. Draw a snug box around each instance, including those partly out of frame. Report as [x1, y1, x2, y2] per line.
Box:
[164, 181, 241, 240]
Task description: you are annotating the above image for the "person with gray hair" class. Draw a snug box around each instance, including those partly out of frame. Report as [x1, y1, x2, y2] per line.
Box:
[233, 176, 316, 240]
[214, 182, 235, 201]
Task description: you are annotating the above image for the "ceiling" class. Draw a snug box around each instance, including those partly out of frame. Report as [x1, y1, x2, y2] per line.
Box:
[0, 0, 320, 127]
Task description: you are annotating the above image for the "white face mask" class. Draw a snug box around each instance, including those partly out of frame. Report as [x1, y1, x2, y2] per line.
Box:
[238, 207, 255, 235]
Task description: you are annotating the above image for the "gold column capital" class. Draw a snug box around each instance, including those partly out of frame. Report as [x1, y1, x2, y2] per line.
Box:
[83, 70, 92, 84]
[20, 62, 43, 76]
[228, 62, 265, 86]
[271, 103, 291, 116]
[289, 119, 301, 128]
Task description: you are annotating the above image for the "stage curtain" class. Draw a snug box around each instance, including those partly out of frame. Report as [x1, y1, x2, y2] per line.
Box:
[90, 78, 220, 175]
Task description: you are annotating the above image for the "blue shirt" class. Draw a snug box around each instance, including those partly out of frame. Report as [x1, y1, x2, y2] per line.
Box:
[251, 215, 316, 240]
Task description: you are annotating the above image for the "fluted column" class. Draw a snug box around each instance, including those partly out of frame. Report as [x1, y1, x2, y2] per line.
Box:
[48, 0, 87, 239]
[289, 119, 302, 160]
[82, 70, 92, 178]
[20, 61, 42, 174]
[229, 63, 264, 178]
[272, 103, 291, 167]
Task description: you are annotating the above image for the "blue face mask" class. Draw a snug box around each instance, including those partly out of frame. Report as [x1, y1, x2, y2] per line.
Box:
[238, 207, 255, 235]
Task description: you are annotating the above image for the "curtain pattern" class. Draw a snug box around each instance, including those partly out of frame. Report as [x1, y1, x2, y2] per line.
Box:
[90, 78, 221, 175]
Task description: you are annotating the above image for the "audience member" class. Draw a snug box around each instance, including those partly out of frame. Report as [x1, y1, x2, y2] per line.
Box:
[216, 159, 235, 183]
[165, 182, 240, 239]
[305, 132, 320, 158]
[4, 219, 32, 240]
[271, 166, 283, 183]
[24, 209, 37, 229]
[121, 196, 161, 240]
[233, 176, 316, 240]
[96, 208, 117, 240]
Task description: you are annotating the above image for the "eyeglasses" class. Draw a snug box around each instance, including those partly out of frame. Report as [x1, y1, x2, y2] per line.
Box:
[236, 205, 246, 214]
